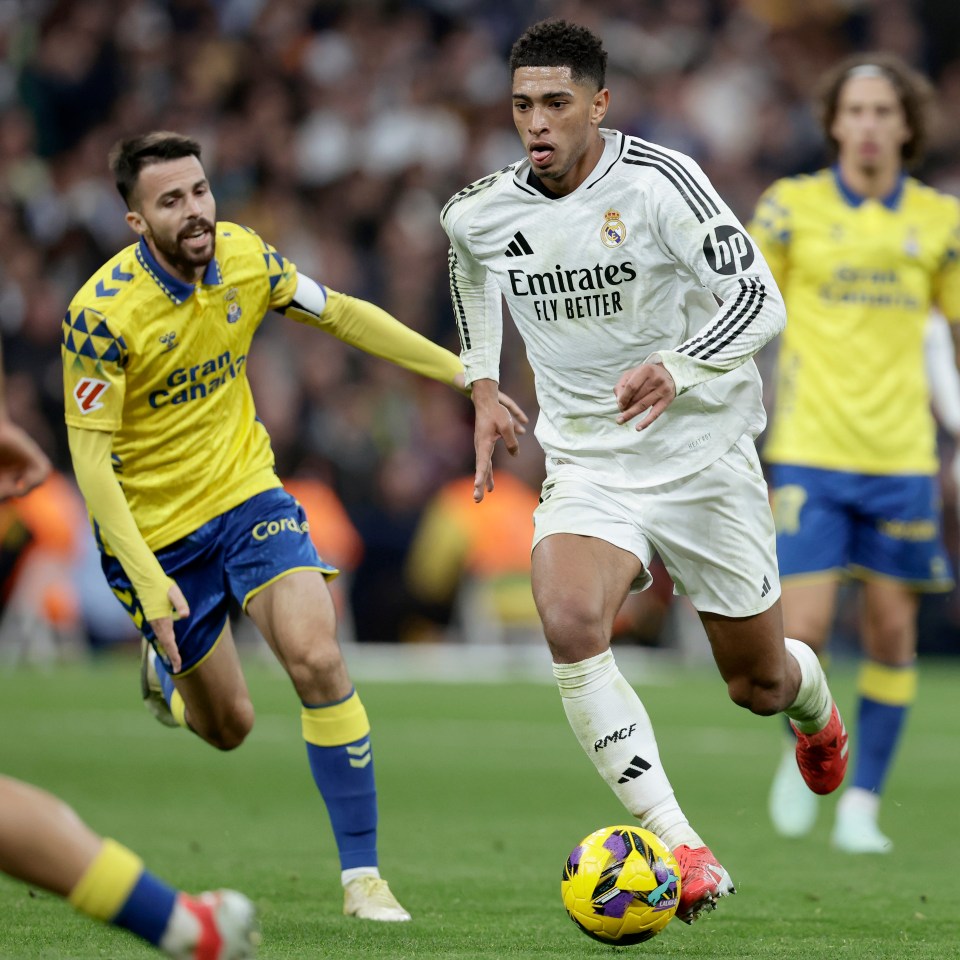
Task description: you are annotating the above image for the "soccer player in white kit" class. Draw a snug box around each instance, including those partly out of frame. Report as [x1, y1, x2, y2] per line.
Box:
[442, 19, 849, 924]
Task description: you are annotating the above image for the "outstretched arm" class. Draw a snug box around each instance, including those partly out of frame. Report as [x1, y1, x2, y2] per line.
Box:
[280, 274, 527, 423]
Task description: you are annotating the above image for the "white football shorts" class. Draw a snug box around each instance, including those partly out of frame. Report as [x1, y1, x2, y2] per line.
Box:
[532, 434, 781, 617]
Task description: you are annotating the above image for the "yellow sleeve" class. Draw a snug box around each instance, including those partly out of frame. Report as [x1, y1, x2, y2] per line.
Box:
[61, 307, 126, 431]
[67, 425, 176, 621]
[293, 290, 464, 388]
[747, 181, 791, 290]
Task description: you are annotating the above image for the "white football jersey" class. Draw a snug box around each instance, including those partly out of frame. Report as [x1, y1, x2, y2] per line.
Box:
[442, 128, 786, 488]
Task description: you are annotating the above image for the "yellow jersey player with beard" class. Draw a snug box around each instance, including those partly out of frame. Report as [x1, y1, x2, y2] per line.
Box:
[62, 131, 525, 924]
[749, 54, 960, 854]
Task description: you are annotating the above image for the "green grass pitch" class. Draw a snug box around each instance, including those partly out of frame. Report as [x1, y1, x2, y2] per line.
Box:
[0, 651, 957, 959]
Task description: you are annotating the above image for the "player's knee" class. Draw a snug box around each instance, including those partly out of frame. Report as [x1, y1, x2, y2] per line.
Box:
[540, 601, 607, 661]
[285, 644, 346, 698]
[199, 699, 255, 751]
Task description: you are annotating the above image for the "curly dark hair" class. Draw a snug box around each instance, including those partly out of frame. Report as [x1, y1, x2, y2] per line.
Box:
[818, 53, 933, 168]
[108, 131, 203, 208]
[509, 19, 607, 91]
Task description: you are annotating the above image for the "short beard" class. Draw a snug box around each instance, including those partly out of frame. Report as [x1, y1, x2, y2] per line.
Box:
[150, 219, 216, 279]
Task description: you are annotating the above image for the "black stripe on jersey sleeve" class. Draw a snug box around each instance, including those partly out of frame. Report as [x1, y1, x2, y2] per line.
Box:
[623, 141, 720, 222]
[676, 280, 752, 357]
[627, 141, 721, 218]
[677, 278, 764, 360]
[448, 247, 472, 351]
[441, 165, 515, 221]
[622, 157, 709, 223]
[699, 283, 766, 360]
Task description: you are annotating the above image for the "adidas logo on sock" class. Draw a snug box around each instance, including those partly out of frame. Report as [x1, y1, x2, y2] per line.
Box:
[504, 231, 534, 257]
[760, 574, 771, 598]
[617, 755, 652, 784]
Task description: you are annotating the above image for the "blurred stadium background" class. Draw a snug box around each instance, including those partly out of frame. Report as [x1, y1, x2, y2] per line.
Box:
[2, 0, 960, 671]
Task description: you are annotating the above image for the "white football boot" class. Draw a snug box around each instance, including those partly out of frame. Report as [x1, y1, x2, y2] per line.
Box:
[769, 742, 819, 838]
[831, 788, 893, 854]
[162, 890, 259, 959]
[343, 876, 411, 921]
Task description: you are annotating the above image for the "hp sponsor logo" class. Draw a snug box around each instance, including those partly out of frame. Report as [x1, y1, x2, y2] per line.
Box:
[703, 225, 755, 275]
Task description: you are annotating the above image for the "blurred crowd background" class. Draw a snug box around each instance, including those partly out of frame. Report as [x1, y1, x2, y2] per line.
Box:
[2, 0, 960, 660]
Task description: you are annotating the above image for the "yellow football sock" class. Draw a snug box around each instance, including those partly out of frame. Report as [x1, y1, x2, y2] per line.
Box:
[67, 838, 143, 922]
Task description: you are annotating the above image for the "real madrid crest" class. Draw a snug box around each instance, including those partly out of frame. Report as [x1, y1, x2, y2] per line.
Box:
[601, 209, 626, 248]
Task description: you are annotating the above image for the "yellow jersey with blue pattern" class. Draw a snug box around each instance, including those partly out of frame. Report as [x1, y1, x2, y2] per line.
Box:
[61, 222, 297, 550]
[750, 168, 960, 475]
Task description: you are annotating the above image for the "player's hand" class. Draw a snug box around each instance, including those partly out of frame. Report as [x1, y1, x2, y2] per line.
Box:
[453, 372, 529, 436]
[0, 418, 51, 500]
[149, 583, 190, 674]
[614, 362, 677, 430]
[471, 379, 520, 503]
[493, 390, 528, 435]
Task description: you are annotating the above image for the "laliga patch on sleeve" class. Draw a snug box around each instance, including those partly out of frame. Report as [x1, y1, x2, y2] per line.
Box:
[73, 377, 110, 414]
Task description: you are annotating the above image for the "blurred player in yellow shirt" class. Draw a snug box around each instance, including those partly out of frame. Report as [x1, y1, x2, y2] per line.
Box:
[750, 54, 960, 853]
[405, 463, 541, 643]
[0, 343, 257, 959]
[62, 132, 525, 920]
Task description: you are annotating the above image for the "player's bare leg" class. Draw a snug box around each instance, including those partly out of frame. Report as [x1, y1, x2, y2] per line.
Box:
[704, 599, 848, 797]
[0, 777, 258, 958]
[533, 533, 732, 923]
[247, 571, 409, 921]
[165, 622, 256, 751]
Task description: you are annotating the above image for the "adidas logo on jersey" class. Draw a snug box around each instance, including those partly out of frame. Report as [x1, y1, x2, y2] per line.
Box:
[504, 232, 534, 257]
[760, 574, 771, 598]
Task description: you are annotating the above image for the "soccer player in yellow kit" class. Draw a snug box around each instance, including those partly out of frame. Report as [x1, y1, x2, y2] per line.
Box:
[750, 54, 960, 853]
[62, 131, 525, 920]
[0, 344, 256, 959]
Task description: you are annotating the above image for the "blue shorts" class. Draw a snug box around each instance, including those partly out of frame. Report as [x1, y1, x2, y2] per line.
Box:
[102, 487, 338, 673]
[768, 464, 953, 591]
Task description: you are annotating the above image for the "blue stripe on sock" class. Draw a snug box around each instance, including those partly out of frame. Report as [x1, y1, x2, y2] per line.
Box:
[154, 655, 176, 705]
[853, 696, 908, 794]
[305, 737, 378, 870]
[112, 870, 177, 946]
[302, 687, 356, 709]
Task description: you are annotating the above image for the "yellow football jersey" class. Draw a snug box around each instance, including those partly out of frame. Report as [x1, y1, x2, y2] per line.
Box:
[750, 169, 960, 474]
[62, 223, 298, 550]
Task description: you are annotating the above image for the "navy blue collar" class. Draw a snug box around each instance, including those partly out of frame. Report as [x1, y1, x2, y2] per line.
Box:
[136, 237, 223, 305]
[831, 165, 905, 210]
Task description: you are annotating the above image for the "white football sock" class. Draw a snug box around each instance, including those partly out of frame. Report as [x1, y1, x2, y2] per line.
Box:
[783, 637, 833, 733]
[158, 895, 199, 956]
[554, 650, 703, 851]
[341, 866, 379, 887]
